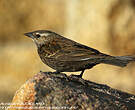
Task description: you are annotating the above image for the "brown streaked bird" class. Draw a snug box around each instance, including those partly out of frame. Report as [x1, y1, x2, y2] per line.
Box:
[24, 30, 135, 77]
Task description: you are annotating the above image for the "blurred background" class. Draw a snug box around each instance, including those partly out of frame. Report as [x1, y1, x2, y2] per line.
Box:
[0, 0, 135, 102]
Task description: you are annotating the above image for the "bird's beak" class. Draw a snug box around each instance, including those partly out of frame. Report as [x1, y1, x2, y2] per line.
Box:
[24, 32, 34, 39]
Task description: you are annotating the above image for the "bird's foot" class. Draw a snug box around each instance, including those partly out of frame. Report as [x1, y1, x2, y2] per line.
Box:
[40, 71, 53, 74]
[53, 71, 61, 74]
[70, 74, 82, 78]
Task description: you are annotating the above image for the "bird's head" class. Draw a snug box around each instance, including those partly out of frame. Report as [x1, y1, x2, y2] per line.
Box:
[24, 30, 56, 47]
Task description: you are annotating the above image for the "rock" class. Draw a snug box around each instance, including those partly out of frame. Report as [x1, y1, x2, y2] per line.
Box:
[7, 71, 135, 110]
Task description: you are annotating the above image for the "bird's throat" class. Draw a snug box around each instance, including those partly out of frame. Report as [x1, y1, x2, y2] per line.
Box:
[38, 42, 61, 57]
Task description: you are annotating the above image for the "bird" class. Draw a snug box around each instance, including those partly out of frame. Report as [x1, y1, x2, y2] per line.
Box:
[24, 30, 135, 78]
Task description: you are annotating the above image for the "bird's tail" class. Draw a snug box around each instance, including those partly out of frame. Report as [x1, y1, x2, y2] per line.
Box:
[102, 55, 135, 67]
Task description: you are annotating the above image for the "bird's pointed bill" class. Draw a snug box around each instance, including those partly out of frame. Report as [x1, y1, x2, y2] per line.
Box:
[24, 32, 34, 39]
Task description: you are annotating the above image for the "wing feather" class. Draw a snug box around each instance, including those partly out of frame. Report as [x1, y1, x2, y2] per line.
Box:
[49, 43, 106, 62]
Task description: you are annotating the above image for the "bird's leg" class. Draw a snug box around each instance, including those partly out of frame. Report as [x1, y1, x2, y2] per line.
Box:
[54, 71, 61, 74]
[78, 70, 85, 78]
[71, 70, 85, 78]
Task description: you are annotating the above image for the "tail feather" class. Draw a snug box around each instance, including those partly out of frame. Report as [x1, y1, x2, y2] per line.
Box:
[102, 56, 135, 67]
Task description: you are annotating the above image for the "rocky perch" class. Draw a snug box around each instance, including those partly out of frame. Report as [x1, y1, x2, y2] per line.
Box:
[7, 71, 135, 110]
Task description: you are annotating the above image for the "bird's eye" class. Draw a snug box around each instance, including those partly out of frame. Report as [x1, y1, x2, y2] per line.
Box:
[35, 33, 41, 38]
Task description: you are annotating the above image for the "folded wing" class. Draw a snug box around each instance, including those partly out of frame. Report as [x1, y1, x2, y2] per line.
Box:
[50, 43, 108, 62]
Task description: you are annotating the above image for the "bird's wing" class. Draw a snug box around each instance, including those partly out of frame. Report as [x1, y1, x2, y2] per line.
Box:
[50, 43, 107, 62]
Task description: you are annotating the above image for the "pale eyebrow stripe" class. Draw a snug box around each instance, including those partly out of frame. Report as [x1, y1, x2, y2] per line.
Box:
[41, 33, 50, 36]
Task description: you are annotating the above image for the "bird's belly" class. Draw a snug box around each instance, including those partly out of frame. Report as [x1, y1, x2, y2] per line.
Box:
[41, 57, 97, 72]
